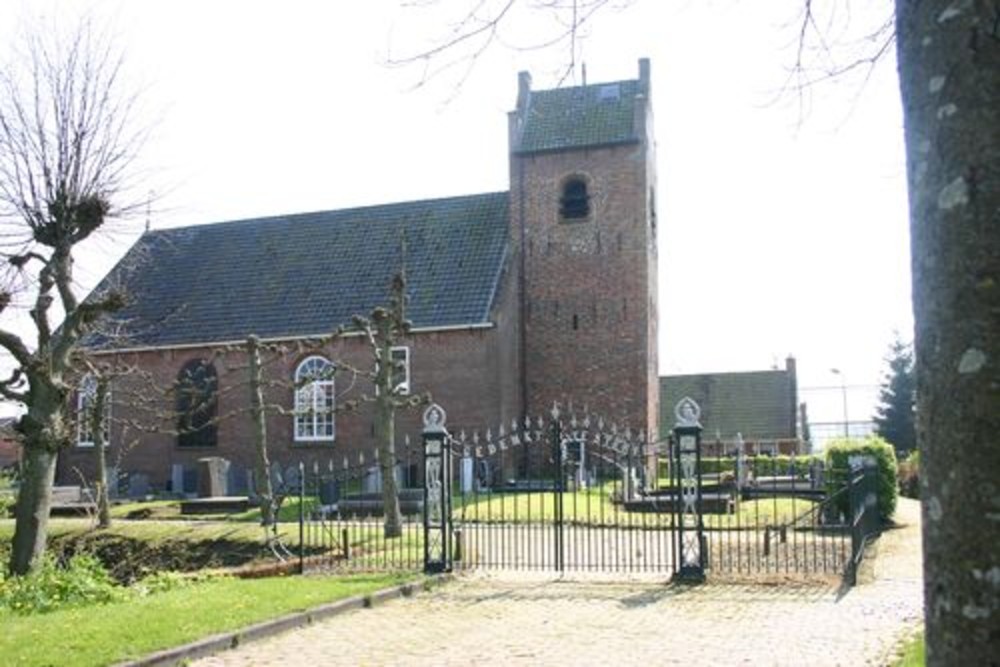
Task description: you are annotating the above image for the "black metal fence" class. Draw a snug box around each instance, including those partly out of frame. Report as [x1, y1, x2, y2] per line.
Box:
[296, 451, 425, 574]
[293, 424, 881, 583]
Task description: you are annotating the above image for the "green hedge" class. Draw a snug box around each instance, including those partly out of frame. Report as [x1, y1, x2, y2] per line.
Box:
[825, 436, 899, 520]
[658, 455, 823, 480]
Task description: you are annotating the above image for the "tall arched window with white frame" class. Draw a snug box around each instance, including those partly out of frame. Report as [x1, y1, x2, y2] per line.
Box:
[294, 356, 335, 442]
[77, 374, 110, 447]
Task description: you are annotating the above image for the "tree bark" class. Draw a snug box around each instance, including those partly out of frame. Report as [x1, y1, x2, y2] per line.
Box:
[9, 446, 58, 575]
[247, 336, 276, 526]
[376, 383, 404, 539]
[92, 379, 111, 529]
[896, 2, 1000, 663]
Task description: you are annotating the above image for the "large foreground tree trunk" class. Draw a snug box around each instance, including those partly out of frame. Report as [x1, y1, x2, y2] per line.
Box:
[896, 2, 1000, 663]
[10, 446, 58, 575]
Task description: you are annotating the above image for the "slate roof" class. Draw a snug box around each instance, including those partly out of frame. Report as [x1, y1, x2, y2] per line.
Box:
[89, 192, 510, 349]
[516, 79, 645, 154]
[659, 370, 797, 442]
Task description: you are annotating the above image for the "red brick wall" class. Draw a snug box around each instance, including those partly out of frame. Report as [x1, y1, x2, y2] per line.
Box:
[57, 316, 521, 490]
[508, 137, 658, 438]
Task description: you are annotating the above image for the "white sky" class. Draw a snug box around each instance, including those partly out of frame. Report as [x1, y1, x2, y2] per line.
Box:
[0, 0, 910, 429]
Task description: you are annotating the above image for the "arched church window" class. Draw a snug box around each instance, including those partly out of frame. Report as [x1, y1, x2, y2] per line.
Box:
[294, 356, 336, 441]
[176, 359, 218, 448]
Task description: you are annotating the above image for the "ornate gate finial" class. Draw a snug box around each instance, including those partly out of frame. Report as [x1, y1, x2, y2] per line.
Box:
[674, 397, 702, 428]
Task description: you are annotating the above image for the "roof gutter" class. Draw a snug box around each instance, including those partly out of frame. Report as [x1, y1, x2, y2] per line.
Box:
[86, 322, 496, 356]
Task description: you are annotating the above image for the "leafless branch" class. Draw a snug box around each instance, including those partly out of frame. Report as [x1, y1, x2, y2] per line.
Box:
[386, 0, 635, 92]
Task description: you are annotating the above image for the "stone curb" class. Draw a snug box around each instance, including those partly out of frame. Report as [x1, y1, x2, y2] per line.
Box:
[116, 574, 454, 667]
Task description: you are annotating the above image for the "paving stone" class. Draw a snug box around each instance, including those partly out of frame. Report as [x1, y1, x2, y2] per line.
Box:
[193, 499, 924, 667]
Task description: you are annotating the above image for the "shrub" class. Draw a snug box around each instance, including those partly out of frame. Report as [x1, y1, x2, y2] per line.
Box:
[0, 553, 126, 615]
[825, 436, 899, 520]
[898, 450, 920, 499]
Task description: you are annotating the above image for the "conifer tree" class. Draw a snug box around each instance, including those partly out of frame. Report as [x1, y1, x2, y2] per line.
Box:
[872, 336, 916, 456]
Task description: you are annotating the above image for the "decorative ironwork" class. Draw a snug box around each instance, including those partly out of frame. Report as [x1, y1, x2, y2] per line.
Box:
[674, 397, 705, 582]
[423, 403, 452, 574]
[290, 399, 877, 584]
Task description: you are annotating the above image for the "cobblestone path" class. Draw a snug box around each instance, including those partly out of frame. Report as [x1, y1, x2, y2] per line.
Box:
[194, 499, 923, 667]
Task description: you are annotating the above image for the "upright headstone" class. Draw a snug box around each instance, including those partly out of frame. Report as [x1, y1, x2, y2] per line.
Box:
[128, 473, 150, 498]
[106, 466, 120, 499]
[171, 464, 185, 496]
[197, 457, 230, 497]
[461, 456, 474, 494]
[363, 465, 382, 494]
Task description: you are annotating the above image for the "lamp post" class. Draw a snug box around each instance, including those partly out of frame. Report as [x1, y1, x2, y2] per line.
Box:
[830, 368, 849, 438]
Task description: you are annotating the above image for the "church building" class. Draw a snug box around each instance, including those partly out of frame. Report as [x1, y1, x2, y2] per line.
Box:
[59, 60, 660, 492]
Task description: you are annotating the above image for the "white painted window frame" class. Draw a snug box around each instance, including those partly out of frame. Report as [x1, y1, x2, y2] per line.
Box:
[294, 356, 335, 442]
[391, 346, 410, 395]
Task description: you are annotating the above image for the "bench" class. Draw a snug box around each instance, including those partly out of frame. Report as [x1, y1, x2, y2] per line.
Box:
[48, 485, 98, 516]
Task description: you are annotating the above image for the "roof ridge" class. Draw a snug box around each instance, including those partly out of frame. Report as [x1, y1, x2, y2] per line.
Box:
[532, 77, 638, 95]
[147, 190, 510, 235]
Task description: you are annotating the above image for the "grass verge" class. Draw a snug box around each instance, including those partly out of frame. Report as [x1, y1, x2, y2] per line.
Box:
[0, 572, 413, 667]
[892, 631, 925, 667]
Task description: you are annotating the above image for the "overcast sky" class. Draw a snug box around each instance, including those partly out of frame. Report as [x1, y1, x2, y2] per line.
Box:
[0, 0, 910, 431]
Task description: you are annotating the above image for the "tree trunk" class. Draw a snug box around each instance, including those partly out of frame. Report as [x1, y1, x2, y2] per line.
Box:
[375, 387, 403, 539]
[896, 2, 1000, 664]
[9, 446, 58, 575]
[247, 336, 276, 526]
[92, 379, 111, 529]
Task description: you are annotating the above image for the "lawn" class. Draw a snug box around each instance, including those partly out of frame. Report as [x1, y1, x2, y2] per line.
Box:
[454, 489, 817, 528]
[0, 572, 413, 667]
[892, 632, 925, 667]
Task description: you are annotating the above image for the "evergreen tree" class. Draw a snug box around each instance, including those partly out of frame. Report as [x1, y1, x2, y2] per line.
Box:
[873, 336, 916, 455]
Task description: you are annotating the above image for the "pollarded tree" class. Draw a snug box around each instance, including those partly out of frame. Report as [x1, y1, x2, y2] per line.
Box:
[0, 20, 146, 575]
[352, 271, 428, 539]
[872, 335, 916, 455]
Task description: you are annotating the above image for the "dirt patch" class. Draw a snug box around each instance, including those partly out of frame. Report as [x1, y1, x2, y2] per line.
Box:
[49, 532, 282, 584]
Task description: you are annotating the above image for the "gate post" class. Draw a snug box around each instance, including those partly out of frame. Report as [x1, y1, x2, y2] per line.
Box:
[422, 403, 452, 574]
[673, 397, 705, 582]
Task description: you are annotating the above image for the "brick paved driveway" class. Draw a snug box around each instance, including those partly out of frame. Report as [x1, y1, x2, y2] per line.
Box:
[194, 499, 923, 667]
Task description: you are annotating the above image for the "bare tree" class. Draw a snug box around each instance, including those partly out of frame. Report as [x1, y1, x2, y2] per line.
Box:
[352, 272, 427, 538]
[387, 0, 634, 89]
[0, 20, 145, 575]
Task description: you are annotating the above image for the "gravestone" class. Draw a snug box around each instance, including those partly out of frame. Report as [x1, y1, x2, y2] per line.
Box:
[460, 456, 473, 494]
[106, 466, 120, 499]
[363, 466, 381, 494]
[171, 464, 185, 496]
[319, 478, 340, 505]
[127, 473, 150, 498]
[197, 457, 230, 497]
[227, 464, 248, 495]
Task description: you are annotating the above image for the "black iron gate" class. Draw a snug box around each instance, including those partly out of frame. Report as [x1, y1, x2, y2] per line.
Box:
[295, 400, 876, 582]
[445, 405, 672, 573]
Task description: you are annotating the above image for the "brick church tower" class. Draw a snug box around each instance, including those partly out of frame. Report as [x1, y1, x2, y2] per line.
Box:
[509, 59, 659, 438]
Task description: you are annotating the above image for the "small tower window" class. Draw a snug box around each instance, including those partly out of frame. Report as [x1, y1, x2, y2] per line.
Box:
[560, 177, 590, 220]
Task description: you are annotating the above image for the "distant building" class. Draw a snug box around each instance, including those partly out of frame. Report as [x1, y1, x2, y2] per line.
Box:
[659, 357, 806, 455]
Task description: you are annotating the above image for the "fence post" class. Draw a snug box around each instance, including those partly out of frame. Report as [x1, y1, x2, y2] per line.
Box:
[673, 397, 705, 582]
[422, 403, 452, 574]
[298, 461, 305, 574]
